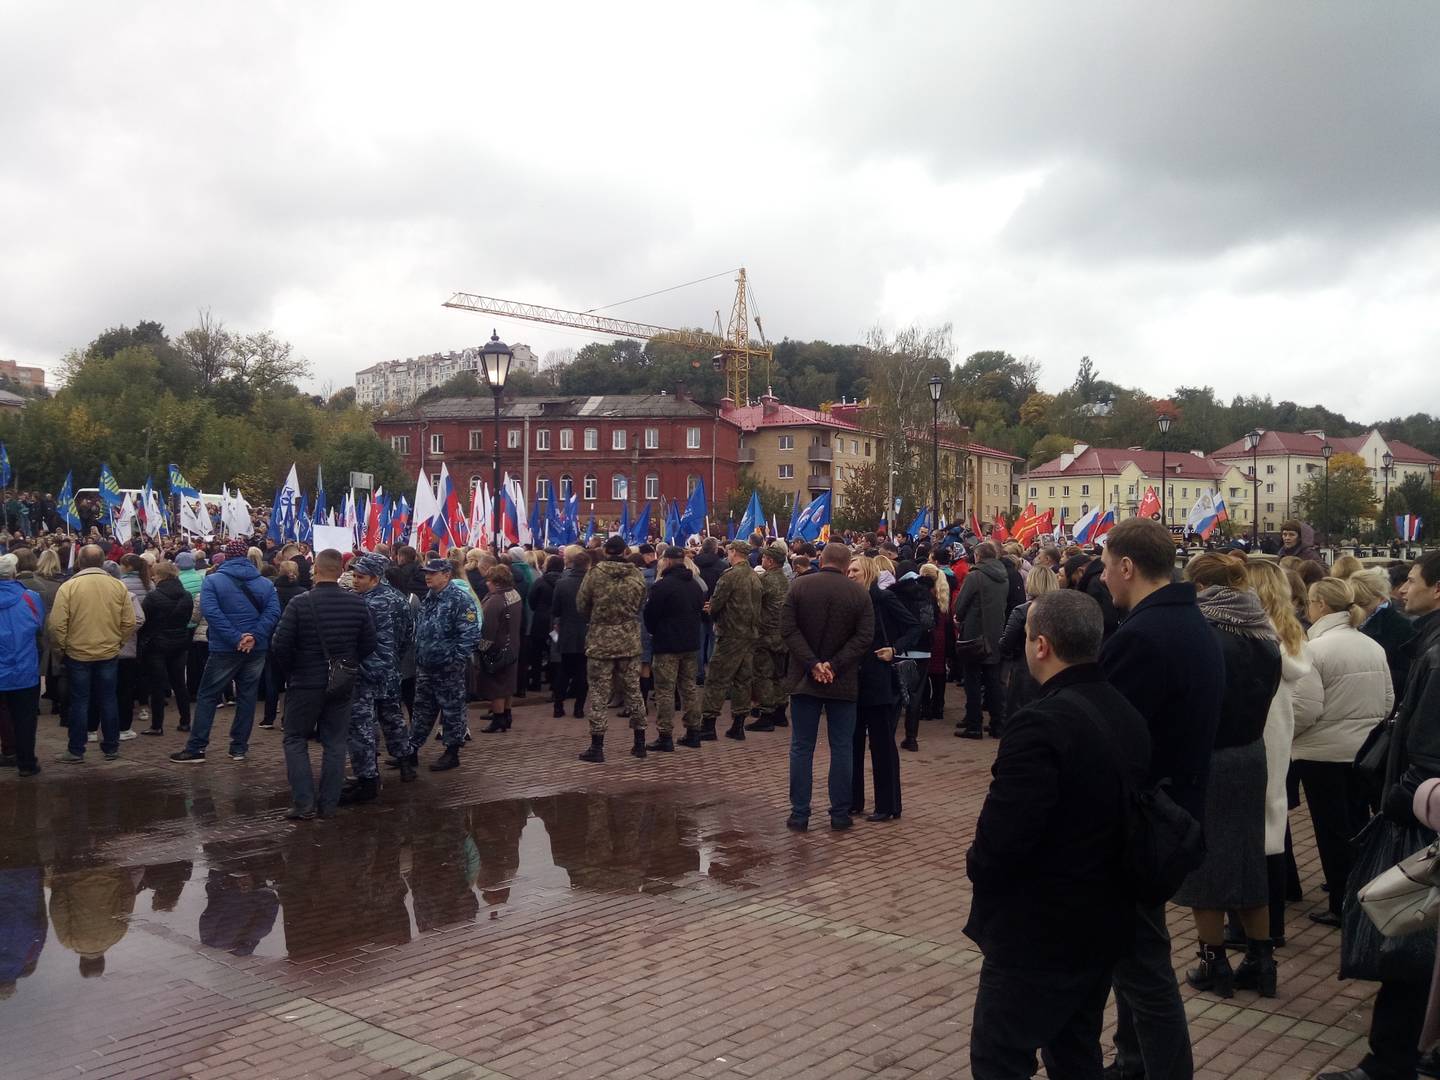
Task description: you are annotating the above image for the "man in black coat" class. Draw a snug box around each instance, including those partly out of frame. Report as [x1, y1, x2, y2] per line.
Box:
[643, 546, 705, 751]
[955, 542, 1009, 739]
[1077, 556, 1120, 639]
[967, 589, 1150, 1079]
[550, 546, 589, 719]
[270, 548, 377, 820]
[1097, 517, 1223, 1080]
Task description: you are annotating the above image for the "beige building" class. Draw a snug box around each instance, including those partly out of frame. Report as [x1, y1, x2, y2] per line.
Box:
[725, 395, 881, 511]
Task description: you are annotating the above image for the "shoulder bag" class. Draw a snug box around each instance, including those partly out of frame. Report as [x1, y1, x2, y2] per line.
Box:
[478, 597, 515, 675]
[877, 604, 921, 707]
[306, 594, 359, 702]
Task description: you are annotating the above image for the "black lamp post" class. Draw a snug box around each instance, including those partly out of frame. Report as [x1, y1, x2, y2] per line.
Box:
[1322, 442, 1333, 546]
[479, 330, 514, 554]
[1244, 429, 1262, 548]
[1382, 450, 1395, 544]
[929, 375, 942, 536]
[1157, 412, 1173, 528]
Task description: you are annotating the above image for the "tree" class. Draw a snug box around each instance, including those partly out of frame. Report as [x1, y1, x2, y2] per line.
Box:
[175, 308, 231, 388]
[1293, 451, 1375, 542]
[722, 471, 790, 524]
[227, 330, 310, 392]
[1028, 432, 1080, 469]
[416, 371, 482, 404]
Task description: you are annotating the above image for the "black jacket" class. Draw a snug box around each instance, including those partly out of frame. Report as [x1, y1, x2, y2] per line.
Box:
[1383, 611, 1440, 824]
[269, 582, 377, 689]
[1099, 582, 1224, 823]
[857, 584, 921, 707]
[529, 570, 561, 639]
[966, 663, 1151, 969]
[643, 566, 705, 655]
[1363, 603, 1414, 711]
[386, 561, 426, 599]
[1000, 600, 1042, 719]
[551, 567, 589, 655]
[693, 551, 726, 622]
[140, 577, 194, 654]
[1209, 626, 1281, 750]
[1078, 559, 1120, 639]
[1004, 559, 1025, 616]
[275, 578, 307, 613]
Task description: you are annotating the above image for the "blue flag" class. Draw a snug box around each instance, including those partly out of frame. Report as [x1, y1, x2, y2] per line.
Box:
[617, 501, 630, 543]
[727, 515, 737, 540]
[786, 496, 802, 541]
[628, 503, 652, 546]
[297, 492, 312, 544]
[584, 512, 596, 544]
[681, 477, 707, 537]
[268, 488, 283, 539]
[737, 490, 763, 539]
[795, 491, 832, 542]
[168, 464, 199, 498]
[906, 507, 929, 538]
[58, 472, 81, 530]
[99, 463, 125, 511]
[528, 498, 543, 546]
[0, 443, 10, 489]
[563, 495, 579, 545]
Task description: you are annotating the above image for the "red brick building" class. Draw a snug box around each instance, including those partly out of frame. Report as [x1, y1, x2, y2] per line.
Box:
[372, 392, 742, 526]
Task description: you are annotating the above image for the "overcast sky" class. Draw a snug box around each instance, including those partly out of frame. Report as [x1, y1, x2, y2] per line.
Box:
[3, 1, 1437, 420]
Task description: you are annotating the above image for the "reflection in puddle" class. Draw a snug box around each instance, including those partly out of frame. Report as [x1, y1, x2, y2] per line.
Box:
[0, 789, 766, 1003]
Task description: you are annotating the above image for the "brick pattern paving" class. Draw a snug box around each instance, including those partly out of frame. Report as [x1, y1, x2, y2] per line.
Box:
[0, 695, 1381, 1079]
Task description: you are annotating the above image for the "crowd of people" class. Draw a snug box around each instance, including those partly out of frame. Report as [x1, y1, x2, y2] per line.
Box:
[2, 507, 1439, 1078]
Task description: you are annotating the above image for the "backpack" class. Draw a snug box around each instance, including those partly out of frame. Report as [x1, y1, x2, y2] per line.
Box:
[1072, 690, 1206, 906]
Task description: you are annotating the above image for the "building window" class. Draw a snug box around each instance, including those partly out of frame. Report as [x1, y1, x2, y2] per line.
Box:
[560, 428, 573, 450]
[391, 435, 410, 454]
[611, 474, 628, 500]
[613, 430, 627, 451]
[429, 433, 444, 454]
[644, 427, 659, 449]
[1030, 486, 1037, 498]
[1266, 464, 1275, 475]
[1267, 502, 1275, 513]
[778, 464, 795, 479]
[645, 473, 659, 500]
[536, 477, 551, 502]
[469, 476, 483, 499]
[778, 435, 795, 451]
[584, 428, 598, 451]
[430, 473, 442, 497]
[560, 474, 574, 499]
[1266, 483, 1275, 494]
[686, 427, 701, 450]
[468, 430, 483, 451]
[688, 474, 701, 497]
[1048, 486, 1055, 497]
[1081, 484, 1090, 495]
[506, 429, 520, 449]
[536, 429, 551, 451]
[583, 474, 597, 500]
[1062, 485, 1070, 497]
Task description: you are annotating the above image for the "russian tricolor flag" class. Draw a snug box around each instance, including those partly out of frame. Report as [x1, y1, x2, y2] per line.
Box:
[1397, 515, 1423, 542]
[1073, 506, 1115, 545]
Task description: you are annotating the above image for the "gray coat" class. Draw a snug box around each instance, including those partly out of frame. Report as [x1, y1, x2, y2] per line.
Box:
[955, 559, 1008, 665]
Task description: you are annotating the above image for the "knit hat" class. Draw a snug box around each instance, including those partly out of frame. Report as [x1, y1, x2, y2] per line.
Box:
[225, 538, 249, 559]
[211, 553, 225, 566]
[103, 560, 121, 578]
[175, 551, 195, 570]
[603, 535, 627, 556]
[0, 553, 16, 580]
[353, 553, 390, 577]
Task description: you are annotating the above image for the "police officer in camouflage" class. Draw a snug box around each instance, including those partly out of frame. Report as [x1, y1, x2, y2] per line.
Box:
[576, 534, 648, 763]
[702, 540, 763, 741]
[405, 558, 481, 773]
[342, 553, 416, 798]
[746, 543, 791, 732]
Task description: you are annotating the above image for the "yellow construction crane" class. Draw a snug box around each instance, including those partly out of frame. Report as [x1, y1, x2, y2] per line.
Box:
[443, 267, 772, 405]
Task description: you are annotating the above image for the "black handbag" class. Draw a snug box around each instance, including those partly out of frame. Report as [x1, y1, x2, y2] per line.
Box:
[1354, 719, 1393, 802]
[1341, 814, 1439, 983]
[477, 600, 514, 675]
[306, 595, 359, 702]
[877, 607, 922, 706]
[955, 636, 991, 662]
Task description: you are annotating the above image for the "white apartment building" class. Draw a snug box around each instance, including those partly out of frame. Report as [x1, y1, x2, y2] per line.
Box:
[356, 343, 538, 406]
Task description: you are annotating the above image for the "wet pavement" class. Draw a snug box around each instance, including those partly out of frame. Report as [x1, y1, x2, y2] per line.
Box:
[1, 700, 1383, 1078]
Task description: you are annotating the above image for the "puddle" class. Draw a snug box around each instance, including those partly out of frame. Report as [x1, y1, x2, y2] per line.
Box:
[0, 787, 767, 1005]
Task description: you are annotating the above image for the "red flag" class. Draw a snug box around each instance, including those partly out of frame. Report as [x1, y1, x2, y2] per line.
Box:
[969, 510, 983, 536]
[363, 489, 383, 551]
[1138, 486, 1161, 520]
[1034, 508, 1054, 538]
[992, 512, 1010, 542]
[1013, 503, 1040, 545]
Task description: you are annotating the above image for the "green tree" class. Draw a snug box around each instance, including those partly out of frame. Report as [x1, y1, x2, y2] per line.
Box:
[1293, 452, 1375, 542]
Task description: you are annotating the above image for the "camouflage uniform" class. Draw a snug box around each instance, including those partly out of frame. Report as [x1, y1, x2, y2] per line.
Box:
[407, 581, 481, 752]
[750, 562, 790, 714]
[652, 651, 699, 734]
[577, 559, 647, 735]
[350, 580, 416, 779]
[700, 560, 762, 722]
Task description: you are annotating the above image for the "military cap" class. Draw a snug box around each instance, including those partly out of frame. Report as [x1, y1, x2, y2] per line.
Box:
[353, 553, 390, 577]
[421, 557, 452, 573]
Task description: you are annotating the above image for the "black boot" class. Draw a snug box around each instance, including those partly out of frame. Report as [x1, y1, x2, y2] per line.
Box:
[552, 700, 566, 718]
[677, 727, 703, 748]
[574, 698, 586, 720]
[400, 755, 418, 782]
[725, 717, 746, 740]
[1233, 938, 1278, 997]
[338, 776, 380, 805]
[647, 732, 675, 752]
[429, 746, 460, 772]
[1185, 943, 1234, 998]
[772, 704, 788, 727]
[700, 716, 718, 741]
[503, 709, 513, 730]
[746, 709, 776, 732]
[578, 733, 604, 763]
[631, 730, 648, 759]
[481, 713, 506, 734]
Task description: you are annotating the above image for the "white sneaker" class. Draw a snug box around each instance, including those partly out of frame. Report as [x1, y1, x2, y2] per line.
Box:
[87, 732, 98, 743]
[119, 730, 137, 741]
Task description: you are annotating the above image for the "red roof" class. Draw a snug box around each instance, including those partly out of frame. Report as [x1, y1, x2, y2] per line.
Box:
[964, 441, 1022, 462]
[722, 400, 867, 433]
[1212, 429, 1439, 466]
[1379, 439, 1439, 465]
[1029, 446, 1228, 482]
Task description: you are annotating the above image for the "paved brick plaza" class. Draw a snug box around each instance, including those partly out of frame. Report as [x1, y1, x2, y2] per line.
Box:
[0, 697, 1379, 1079]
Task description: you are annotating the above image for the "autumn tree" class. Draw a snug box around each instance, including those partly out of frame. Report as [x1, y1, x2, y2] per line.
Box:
[1293, 451, 1375, 541]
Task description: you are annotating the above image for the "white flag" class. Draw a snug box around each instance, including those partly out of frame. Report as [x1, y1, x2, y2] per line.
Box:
[222, 486, 253, 538]
[115, 493, 137, 544]
[507, 475, 531, 546]
[409, 467, 440, 548]
[180, 495, 213, 539]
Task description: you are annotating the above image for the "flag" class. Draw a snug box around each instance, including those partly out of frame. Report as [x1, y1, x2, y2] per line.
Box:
[584, 511, 596, 544]
[1073, 506, 1103, 545]
[1188, 489, 1221, 540]
[1397, 514, 1423, 542]
[390, 496, 411, 546]
[681, 478, 708, 537]
[1094, 507, 1117, 540]
[1214, 493, 1230, 523]
[794, 491, 832, 543]
[114, 493, 137, 544]
[409, 468, 440, 552]
[665, 499, 683, 544]
[506, 476, 531, 545]
[0, 443, 9, 489]
[1034, 508, 1054, 538]
[278, 463, 302, 541]
[786, 496, 801, 541]
[470, 482, 491, 549]
[297, 492, 312, 544]
[364, 489, 383, 550]
[565, 494, 579, 545]
[1137, 485, 1161, 520]
[969, 510, 983, 537]
[168, 464, 199, 499]
[1053, 508, 1066, 542]
[906, 507, 929, 538]
[98, 463, 125, 513]
[528, 496, 543, 547]
[222, 486, 253, 538]
[142, 483, 166, 538]
[628, 503, 652, 546]
[726, 515, 736, 540]
[737, 490, 763, 539]
[179, 495, 213, 538]
[496, 478, 521, 546]
[618, 501, 631, 544]
[57, 472, 81, 530]
[992, 512, 1010, 542]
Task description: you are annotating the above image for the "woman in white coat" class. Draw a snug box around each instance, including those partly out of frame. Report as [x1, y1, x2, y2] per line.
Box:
[1293, 577, 1394, 927]
[1248, 561, 1322, 943]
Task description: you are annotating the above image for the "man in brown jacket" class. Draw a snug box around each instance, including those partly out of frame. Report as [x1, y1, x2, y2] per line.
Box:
[780, 542, 874, 831]
[50, 545, 137, 764]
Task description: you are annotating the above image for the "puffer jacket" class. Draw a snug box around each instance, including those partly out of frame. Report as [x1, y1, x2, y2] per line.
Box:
[140, 577, 194, 654]
[1293, 611, 1394, 762]
[1262, 644, 1321, 854]
[200, 559, 281, 654]
[0, 579, 45, 690]
[117, 574, 149, 660]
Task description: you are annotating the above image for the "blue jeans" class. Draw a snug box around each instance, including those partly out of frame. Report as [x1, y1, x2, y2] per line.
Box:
[787, 693, 856, 821]
[66, 658, 118, 756]
[184, 651, 267, 757]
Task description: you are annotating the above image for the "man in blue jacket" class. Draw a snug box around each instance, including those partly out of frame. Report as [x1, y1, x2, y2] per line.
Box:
[0, 561, 46, 777]
[171, 538, 281, 764]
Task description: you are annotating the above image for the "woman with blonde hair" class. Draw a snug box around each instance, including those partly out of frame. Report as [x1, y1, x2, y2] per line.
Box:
[1245, 560, 1322, 944]
[1350, 566, 1414, 701]
[1293, 576, 1394, 927]
[1329, 554, 1365, 580]
[908, 563, 953, 748]
[998, 566, 1059, 720]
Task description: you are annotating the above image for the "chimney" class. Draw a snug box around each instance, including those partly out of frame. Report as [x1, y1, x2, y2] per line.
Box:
[761, 387, 780, 417]
[1072, 442, 1089, 456]
[674, 382, 689, 401]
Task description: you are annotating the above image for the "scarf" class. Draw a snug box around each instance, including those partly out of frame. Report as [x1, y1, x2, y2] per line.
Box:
[1197, 585, 1278, 641]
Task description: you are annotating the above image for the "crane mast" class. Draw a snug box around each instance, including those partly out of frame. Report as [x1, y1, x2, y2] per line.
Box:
[444, 268, 770, 404]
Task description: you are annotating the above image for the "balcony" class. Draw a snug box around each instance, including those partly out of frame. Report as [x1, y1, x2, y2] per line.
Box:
[737, 447, 756, 463]
[806, 474, 832, 490]
[807, 445, 833, 463]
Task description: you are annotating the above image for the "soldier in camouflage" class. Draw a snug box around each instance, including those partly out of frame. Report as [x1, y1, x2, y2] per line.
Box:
[746, 544, 791, 732]
[343, 553, 417, 799]
[405, 558, 481, 773]
[701, 540, 763, 740]
[576, 534, 648, 763]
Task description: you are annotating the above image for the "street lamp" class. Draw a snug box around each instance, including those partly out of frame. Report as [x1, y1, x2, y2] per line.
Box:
[479, 330, 514, 554]
[1156, 412, 1173, 528]
[1322, 442, 1333, 547]
[929, 375, 942, 538]
[1382, 450, 1395, 544]
[1244, 429, 1262, 548]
